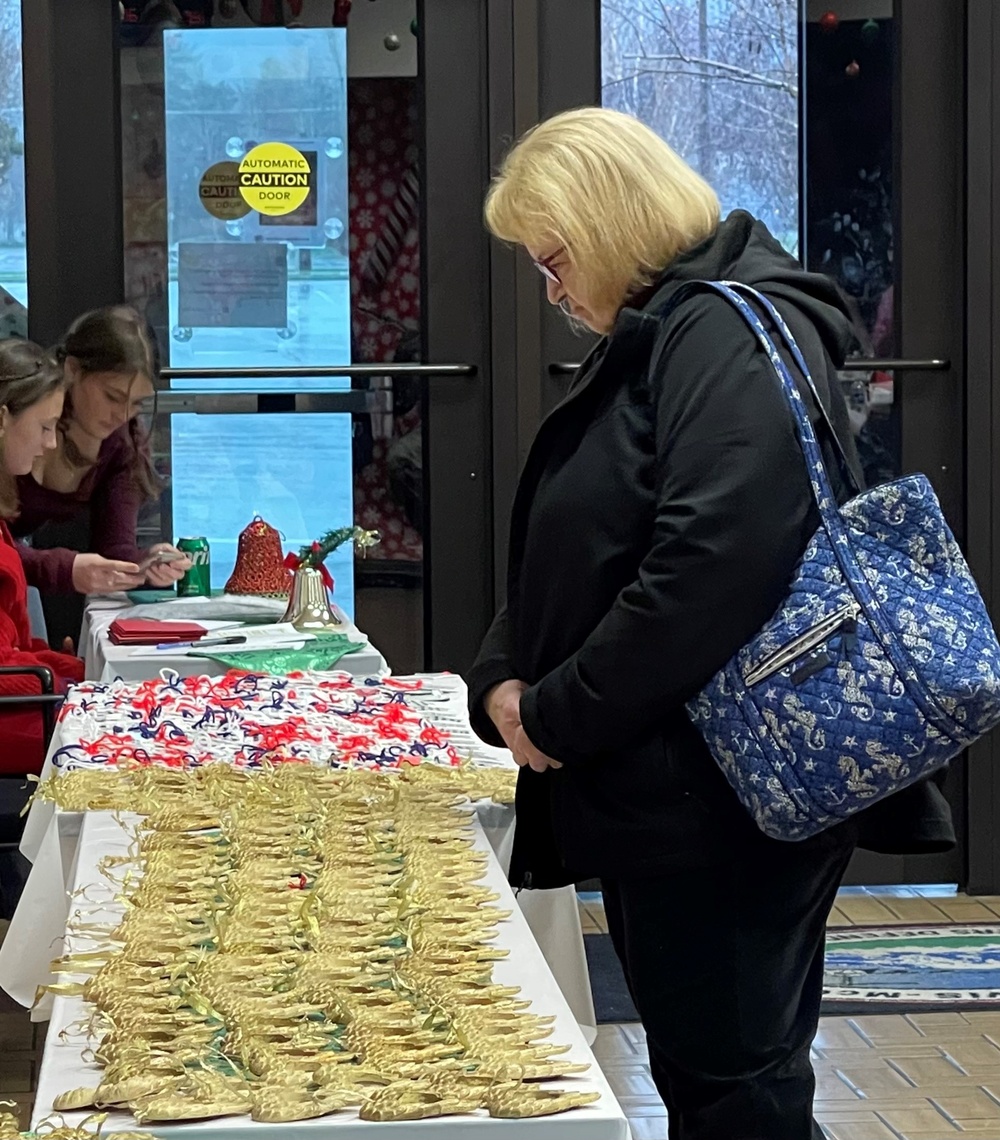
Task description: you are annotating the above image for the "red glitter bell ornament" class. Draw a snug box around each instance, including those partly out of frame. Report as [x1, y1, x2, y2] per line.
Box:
[224, 516, 293, 597]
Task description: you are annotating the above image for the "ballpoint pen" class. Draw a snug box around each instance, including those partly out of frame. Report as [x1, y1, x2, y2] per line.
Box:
[153, 635, 248, 651]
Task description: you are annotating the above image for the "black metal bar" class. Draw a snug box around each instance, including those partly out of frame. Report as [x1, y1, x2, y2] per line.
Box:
[22, 0, 124, 347]
[841, 359, 950, 372]
[487, 0, 519, 605]
[965, 0, 1000, 895]
[535, 0, 600, 422]
[894, 0, 966, 887]
[162, 364, 476, 381]
[0, 666, 55, 695]
[155, 390, 382, 415]
[421, 0, 494, 673]
[547, 358, 951, 376]
[512, 2, 543, 458]
[0, 694, 63, 734]
[0, 665, 58, 744]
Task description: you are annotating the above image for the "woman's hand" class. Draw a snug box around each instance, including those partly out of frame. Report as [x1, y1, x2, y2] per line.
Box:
[485, 679, 528, 752]
[71, 553, 144, 594]
[485, 679, 563, 772]
[512, 724, 563, 773]
[144, 543, 191, 588]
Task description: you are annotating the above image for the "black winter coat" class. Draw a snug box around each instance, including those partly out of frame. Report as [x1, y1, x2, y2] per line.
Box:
[467, 212, 955, 890]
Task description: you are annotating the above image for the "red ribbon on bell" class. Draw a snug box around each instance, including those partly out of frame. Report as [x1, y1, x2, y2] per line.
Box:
[284, 551, 335, 591]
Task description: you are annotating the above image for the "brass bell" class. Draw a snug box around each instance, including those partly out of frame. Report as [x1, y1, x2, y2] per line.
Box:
[280, 566, 342, 633]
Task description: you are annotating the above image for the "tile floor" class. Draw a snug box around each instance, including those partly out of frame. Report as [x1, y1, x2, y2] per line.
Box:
[0, 919, 42, 1130]
[584, 888, 1000, 1139]
[7, 897, 1000, 1138]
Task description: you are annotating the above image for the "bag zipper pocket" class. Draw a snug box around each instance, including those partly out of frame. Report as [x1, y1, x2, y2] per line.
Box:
[744, 602, 861, 688]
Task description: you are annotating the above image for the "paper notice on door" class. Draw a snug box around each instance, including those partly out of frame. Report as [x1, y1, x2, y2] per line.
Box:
[177, 241, 288, 329]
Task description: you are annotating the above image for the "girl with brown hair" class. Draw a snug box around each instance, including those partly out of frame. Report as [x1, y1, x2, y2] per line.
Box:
[12, 306, 189, 594]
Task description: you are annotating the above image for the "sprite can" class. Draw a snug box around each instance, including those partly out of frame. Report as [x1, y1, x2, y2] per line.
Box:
[176, 537, 211, 597]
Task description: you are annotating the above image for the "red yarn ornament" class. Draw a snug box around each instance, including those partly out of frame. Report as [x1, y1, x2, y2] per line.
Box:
[225, 516, 293, 597]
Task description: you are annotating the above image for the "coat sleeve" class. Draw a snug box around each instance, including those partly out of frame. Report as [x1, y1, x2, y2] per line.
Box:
[466, 604, 518, 748]
[518, 299, 819, 763]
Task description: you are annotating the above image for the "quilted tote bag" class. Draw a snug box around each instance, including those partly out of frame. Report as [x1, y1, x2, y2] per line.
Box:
[685, 281, 1000, 840]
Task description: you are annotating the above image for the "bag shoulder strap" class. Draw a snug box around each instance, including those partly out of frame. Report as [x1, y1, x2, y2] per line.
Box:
[669, 280, 853, 541]
[721, 282, 861, 496]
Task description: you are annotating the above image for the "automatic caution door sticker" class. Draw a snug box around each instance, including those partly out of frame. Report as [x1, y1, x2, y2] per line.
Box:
[199, 161, 251, 220]
[238, 142, 313, 216]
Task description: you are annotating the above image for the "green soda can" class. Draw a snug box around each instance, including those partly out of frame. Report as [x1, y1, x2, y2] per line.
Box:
[176, 536, 211, 597]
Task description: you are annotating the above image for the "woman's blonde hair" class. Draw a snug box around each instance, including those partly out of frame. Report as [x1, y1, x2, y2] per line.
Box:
[485, 107, 721, 314]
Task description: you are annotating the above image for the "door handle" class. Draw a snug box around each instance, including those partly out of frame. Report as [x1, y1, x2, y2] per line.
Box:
[548, 358, 950, 377]
[156, 390, 392, 415]
[163, 364, 477, 382]
[839, 358, 950, 372]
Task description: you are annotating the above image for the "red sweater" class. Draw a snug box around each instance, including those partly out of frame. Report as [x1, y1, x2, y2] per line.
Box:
[0, 520, 84, 774]
[12, 427, 145, 594]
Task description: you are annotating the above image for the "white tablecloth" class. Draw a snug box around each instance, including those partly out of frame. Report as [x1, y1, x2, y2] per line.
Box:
[3, 675, 596, 1042]
[80, 595, 388, 683]
[31, 812, 626, 1140]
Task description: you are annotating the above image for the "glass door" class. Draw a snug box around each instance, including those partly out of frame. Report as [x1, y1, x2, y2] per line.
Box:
[533, 0, 967, 884]
[112, 0, 493, 674]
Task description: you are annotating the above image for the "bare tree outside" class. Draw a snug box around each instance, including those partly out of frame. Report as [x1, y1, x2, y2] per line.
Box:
[602, 0, 800, 255]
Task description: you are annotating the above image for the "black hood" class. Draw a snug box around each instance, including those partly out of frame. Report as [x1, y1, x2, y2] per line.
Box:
[641, 211, 857, 367]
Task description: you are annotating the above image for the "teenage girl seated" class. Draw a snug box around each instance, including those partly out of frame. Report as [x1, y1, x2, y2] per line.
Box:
[12, 307, 190, 594]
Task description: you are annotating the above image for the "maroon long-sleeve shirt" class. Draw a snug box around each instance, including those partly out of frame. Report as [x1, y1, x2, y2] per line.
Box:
[11, 428, 145, 594]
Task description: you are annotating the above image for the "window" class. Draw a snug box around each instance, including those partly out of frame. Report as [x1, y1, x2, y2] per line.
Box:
[602, 0, 800, 254]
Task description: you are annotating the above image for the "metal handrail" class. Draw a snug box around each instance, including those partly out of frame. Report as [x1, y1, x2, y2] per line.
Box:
[155, 363, 477, 415]
[548, 358, 950, 377]
[839, 358, 950, 372]
[156, 390, 390, 415]
[163, 363, 477, 381]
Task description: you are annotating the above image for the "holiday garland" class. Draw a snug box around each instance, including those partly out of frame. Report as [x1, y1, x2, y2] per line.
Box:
[295, 526, 380, 570]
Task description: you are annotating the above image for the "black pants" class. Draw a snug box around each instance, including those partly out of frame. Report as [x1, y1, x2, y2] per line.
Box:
[601, 824, 856, 1140]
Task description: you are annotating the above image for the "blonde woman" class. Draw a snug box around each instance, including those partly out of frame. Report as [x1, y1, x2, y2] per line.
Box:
[467, 108, 952, 1140]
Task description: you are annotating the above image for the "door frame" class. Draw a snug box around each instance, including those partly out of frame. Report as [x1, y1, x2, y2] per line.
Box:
[22, 0, 124, 346]
[844, 0, 968, 886]
[965, 0, 1000, 895]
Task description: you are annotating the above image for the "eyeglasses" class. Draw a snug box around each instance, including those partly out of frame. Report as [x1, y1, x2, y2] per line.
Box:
[531, 249, 563, 285]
